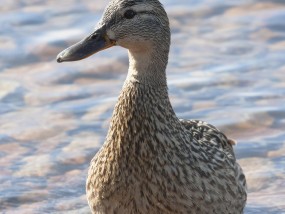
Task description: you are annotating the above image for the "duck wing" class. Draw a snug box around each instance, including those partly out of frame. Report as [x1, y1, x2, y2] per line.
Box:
[180, 119, 236, 161]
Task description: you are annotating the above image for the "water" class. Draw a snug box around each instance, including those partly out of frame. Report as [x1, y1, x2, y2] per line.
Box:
[0, 0, 285, 213]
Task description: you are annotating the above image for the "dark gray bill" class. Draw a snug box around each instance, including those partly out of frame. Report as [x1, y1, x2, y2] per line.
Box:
[57, 26, 115, 63]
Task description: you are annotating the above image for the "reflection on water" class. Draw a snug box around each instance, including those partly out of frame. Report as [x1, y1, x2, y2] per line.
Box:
[0, 0, 285, 213]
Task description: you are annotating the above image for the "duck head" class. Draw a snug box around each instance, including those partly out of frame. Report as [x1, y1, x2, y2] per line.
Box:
[57, 0, 170, 63]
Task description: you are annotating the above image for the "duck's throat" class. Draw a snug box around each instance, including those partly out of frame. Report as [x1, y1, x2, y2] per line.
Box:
[126, 46, 169, 87]
[105, 41, 173, 158]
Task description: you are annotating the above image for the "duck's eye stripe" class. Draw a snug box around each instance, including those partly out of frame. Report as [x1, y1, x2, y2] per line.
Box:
[124, 10, 137, 19]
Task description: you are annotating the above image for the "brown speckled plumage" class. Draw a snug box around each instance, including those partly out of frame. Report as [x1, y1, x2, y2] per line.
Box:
[57, 0, 247, 213]
[86, 82, 246, 214]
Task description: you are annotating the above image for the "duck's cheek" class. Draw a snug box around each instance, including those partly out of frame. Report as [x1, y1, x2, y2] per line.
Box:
[106, 30, 129, 48]
[116, 37, 153, 52]
[106, 29, 116, 42]
[115, 37, 133, 49]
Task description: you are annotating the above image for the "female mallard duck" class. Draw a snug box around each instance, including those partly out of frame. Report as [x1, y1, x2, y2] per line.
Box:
[57, 0, 247, 213]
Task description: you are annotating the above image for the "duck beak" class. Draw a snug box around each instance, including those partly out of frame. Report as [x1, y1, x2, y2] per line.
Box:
[57, 25, 115, 63]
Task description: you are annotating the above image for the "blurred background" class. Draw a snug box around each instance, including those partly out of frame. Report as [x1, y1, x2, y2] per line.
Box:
[0, 0, 285, 213]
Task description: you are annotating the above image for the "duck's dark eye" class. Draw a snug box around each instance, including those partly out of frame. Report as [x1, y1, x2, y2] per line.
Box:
[124, 10, 136, 19]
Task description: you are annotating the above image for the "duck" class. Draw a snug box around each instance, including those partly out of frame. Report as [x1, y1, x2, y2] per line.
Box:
[57, 0, 247, 213]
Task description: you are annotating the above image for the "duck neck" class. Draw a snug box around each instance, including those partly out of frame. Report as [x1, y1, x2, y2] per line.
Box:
[106, 80, 179, 160]
[105, 36, 176, 156]
[126, 42, 169, 87]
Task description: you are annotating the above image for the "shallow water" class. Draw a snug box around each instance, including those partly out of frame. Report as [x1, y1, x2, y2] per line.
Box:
[0, 0, 285, 213]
